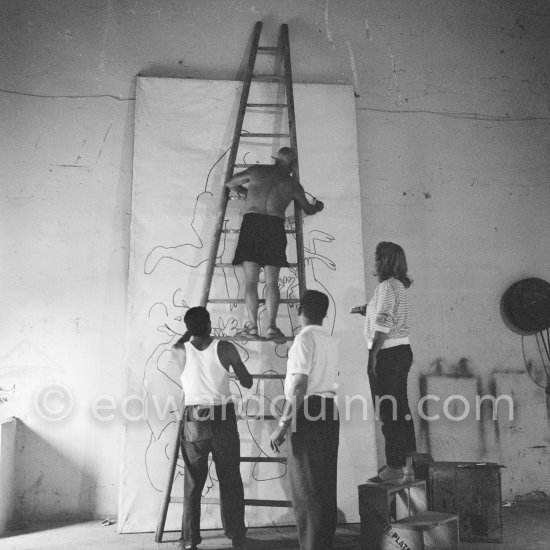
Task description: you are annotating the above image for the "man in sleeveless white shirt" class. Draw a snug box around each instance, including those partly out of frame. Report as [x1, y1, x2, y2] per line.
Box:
[269, 290, 340, 550]
[172, 307, 253, 550]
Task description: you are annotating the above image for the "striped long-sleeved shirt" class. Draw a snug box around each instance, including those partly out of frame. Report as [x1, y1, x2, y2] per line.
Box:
[363, 277, 411, 349]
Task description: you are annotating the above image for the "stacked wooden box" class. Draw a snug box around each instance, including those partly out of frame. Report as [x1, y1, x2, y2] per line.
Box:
[358, 478, 459, 550]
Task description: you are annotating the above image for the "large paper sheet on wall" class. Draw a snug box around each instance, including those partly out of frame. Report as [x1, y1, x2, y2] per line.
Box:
[119, 77, 376, 533]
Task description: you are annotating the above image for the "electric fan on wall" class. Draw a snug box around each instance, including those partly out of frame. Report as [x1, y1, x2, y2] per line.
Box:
[501, 277, 550, 394]
[501, 277, 550, 335]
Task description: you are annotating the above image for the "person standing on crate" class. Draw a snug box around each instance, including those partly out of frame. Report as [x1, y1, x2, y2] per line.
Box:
[171, 307, 253, 550]
[269, 290, 340, 550]
[355, 241, 416, 483]
[225, 147, 324, 344]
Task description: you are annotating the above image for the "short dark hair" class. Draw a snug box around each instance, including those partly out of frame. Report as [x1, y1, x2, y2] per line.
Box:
[184, 307, 211, 336]
[273, 147, 297, 169]
[375, 241, 412, 288]
[299, 290, 329, 322]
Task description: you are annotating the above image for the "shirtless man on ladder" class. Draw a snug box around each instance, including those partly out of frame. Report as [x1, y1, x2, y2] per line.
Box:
[225, 147, 324, 344]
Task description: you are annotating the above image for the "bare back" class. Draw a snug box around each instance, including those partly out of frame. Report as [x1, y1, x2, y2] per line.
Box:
[243, 165, 298, 219]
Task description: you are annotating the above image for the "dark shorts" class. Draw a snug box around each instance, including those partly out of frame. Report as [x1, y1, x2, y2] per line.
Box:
[232, 212, 289, 267]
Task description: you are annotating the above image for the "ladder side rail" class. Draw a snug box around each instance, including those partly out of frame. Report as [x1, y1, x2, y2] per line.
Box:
[199, 21, 263, 307]
[155, 400, 184, 542]
[280, 24, 306, 299]
[156, 21, 264, 541]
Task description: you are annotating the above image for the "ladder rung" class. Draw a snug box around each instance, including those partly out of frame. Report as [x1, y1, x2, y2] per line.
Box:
[208, 298, 299, 304]
[220, 228, 295, 234]
[215, 262, 298, 268]
[246, 103, 288, 108]
[198, 497, 292, 507]
[229, 373, 285, 380]
[241, 133, 290, 138]
[240, 456, 287, 463]
[252, 75, 287, 82]
[245, 499, 292, 507]
[239, 414, 278, 420]
[213, 335, 264, 342]
[252, 373, 286, 379]
[233, 163, 258, 168]
[257, 46, 283, 53]
[214, 335, 294, 343]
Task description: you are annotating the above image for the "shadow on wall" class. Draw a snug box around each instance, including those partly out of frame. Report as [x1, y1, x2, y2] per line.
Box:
[418, 358, 486, 461]
[8, 420, 96, 532]
[0, 341, 98, 530]
[488, 368, 549, 499]
[418, 354, 549, 490]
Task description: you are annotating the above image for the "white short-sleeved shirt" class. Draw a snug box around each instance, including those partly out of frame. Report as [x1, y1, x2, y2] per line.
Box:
[284, 325, 339, 399]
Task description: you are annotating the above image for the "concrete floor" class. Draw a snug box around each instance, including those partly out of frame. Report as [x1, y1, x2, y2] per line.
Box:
[2, 502, 550, 550]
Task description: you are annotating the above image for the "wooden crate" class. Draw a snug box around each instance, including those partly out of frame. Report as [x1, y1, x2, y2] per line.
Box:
[359, 480, 458, 550]
[429, 462, 503, 543]
[393, 511, 459, 550]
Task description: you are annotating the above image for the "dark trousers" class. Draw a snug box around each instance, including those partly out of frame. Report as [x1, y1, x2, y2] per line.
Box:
[288, 396, 340, 550]
[368, 345, 416, 468]
[180, 403, 246, 547]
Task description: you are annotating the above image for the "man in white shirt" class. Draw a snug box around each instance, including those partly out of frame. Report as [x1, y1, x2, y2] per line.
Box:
[172, 307, 252, 550]
[269, 290, 339, 550]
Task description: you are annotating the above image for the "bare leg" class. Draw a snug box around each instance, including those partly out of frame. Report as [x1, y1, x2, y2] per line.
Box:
[264, 265, 281, 330]
[242, 261, 260, 328]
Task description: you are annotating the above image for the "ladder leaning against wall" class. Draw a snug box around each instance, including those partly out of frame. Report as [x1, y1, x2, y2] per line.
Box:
[155, 21, 309, 542]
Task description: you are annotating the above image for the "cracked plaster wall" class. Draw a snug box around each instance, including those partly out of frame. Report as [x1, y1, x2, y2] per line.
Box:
[1, 0, 549, 520]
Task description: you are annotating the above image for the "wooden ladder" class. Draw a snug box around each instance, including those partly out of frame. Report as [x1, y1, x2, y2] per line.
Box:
[155, 21, 307, 542]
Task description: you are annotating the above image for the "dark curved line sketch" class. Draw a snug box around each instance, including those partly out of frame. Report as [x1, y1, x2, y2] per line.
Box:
[139, 147, 337, 501]
[143, 145, 231, 275]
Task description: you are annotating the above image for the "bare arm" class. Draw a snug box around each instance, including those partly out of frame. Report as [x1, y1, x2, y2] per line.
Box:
[171, 344, 187, 372]
[292, 182, 324, 215]
[368, 330, 388, 377]
[225, 169, 251, 194]
[171, 332, 190, 372]
[270, 373, 308, 452]
[218, 340, 253, 389]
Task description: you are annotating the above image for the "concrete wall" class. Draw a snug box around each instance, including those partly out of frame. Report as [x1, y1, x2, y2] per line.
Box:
[0, 418, 17, 534]
[1, 0, 549, 521]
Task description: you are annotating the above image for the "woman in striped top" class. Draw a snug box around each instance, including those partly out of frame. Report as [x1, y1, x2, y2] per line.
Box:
[363, 241, 416, 483]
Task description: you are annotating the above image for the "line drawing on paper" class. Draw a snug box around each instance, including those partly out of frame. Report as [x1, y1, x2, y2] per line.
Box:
[138, 147, 336, 514]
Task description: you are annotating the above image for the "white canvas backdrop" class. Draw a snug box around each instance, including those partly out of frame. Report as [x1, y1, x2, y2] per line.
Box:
[118, 76, 376, 533]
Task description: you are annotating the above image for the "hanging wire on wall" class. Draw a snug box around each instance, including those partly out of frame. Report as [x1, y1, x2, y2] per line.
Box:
[502, 278, 550, 398]
[535, 329, 550, 395]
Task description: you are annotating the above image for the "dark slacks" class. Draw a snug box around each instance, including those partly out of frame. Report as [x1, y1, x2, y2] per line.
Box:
[288, 395, 340, 550]
[180, 403, 246, 547]
[368, 344, 416, 467]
